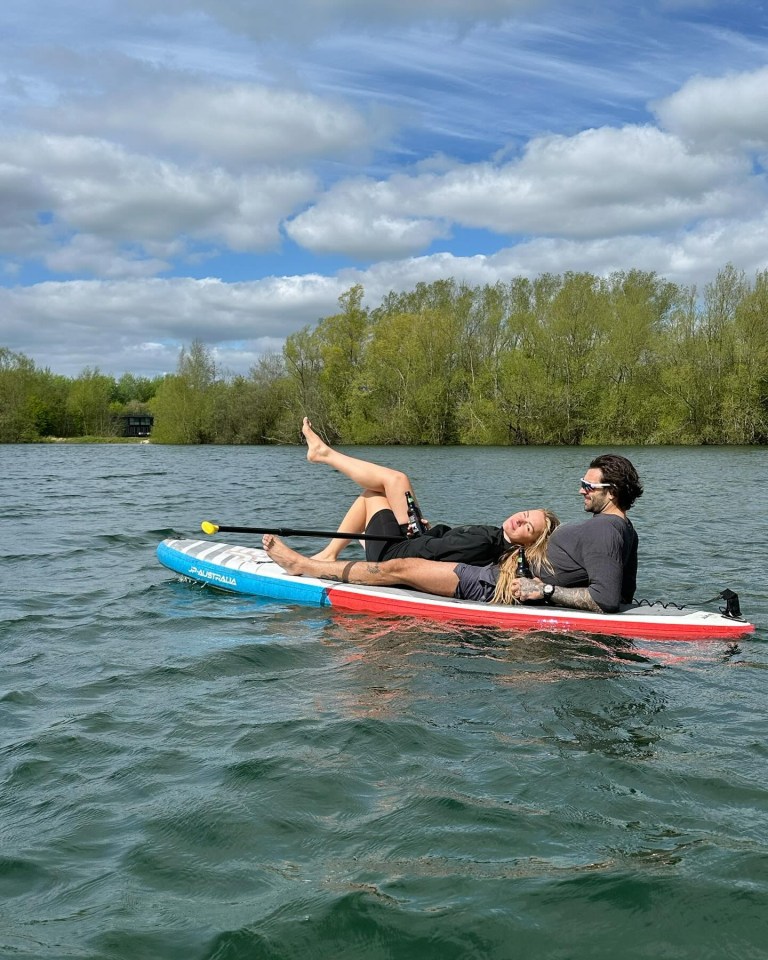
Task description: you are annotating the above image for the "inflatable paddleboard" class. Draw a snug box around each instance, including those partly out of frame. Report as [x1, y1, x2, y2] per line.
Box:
[156, 538, 754, 641]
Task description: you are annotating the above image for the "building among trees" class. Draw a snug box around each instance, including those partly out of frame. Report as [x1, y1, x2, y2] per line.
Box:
[120, 414, 154, 437]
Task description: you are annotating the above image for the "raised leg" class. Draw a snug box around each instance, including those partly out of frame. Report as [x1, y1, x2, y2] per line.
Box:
[310, 495, 367, 560]
[302, 417, 416, 526]
[311, 489, 396, 560]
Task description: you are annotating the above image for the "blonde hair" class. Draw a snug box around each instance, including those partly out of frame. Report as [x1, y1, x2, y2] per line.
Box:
[491, 508, 560, 605]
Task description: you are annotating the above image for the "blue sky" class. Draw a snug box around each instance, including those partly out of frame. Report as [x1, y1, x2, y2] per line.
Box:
[1, 0, 767, 377]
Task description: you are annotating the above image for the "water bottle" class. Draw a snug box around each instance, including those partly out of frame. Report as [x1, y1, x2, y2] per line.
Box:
[405, 491, 427, 538]
[516, 547, 532, 578]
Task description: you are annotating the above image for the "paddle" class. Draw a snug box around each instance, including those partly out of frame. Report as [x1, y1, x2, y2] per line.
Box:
[201, 520, 405, 542]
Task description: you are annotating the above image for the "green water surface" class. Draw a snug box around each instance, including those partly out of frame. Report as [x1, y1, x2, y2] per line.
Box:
[1, 443, 767, 959]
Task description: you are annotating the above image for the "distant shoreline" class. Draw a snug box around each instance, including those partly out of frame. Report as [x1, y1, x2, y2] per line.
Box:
[40, 436, 152, 444]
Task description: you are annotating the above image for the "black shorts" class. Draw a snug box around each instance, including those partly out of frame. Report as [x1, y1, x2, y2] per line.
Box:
[364, 509, 409, 562]
[364, 509, 457, 563]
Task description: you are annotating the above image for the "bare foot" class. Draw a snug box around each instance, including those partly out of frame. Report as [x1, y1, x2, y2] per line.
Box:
[302, 416, 331, 463]
[262, 534, 308, 575]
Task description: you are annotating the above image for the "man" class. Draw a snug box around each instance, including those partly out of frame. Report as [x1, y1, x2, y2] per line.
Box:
[512, 453, 642, 613]
[262, 450, 642, 615]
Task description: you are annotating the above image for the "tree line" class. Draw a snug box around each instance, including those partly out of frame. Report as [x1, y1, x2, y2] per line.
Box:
[2, 265, 767, 445]
[0, 355, 163, 442]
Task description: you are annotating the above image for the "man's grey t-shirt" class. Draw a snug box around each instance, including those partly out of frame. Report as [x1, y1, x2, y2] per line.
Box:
[539, 514, 638, 611]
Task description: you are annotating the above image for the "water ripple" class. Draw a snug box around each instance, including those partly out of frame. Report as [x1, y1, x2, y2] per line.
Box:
[1, 444, 767, 959]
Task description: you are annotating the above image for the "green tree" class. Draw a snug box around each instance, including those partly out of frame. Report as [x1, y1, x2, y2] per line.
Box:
[530, 272, 610, 443]
[282, 325, 324, 431]
[590, 270, 680, 443]
[353, 304, 462, 444]
[313, 284, 370, 441]
[0, 348, 38, 441]
[31, 369, 74, 437]
[456, 278, 554, 444]
[212, 356, 292, 444]
[66, 367, 117, 436]
[726, 268, 768, 442]
[151, 340, 220, 443]
[115, 372, 162, 405]
[698, 263, 746, 442]
[659, 265, 747, 443]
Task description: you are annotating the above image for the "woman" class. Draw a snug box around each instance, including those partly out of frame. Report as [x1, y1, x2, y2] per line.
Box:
[299, 418, 559, 597]
[263, 532, 551, 605]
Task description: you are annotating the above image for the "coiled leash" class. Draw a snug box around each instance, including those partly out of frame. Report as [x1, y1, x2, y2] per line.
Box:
[634, 589, 745, 621]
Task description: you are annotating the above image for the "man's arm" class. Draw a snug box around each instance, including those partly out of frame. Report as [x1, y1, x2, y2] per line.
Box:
[512, 577, 604, 613]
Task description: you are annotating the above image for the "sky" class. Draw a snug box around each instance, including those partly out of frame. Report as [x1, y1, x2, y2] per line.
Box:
[1, 0, 768, 379]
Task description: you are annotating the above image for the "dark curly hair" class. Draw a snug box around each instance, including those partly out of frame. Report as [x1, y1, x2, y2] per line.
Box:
[589, 454, 643, 511]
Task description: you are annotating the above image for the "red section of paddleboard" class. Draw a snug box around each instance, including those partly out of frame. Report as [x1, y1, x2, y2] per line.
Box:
[325, 587, 753, 640]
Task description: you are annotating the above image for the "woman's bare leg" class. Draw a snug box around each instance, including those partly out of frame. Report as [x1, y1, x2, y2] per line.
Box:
[310, 495, 367, 560]
[302, 417, 415, 525]
[263, 534, 460, 597]
[314, 490, 396, 559]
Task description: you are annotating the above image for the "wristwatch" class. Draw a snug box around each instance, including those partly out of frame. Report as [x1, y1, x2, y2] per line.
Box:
[542, 584, 555, 603]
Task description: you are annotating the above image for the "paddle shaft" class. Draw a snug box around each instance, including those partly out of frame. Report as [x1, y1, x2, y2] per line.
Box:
[207, 523, 405, 542]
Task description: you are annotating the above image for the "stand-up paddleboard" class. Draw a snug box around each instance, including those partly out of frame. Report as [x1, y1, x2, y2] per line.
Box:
[156, 538, 754, 641]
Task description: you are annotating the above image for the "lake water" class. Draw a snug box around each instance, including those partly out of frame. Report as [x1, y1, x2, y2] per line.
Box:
[2, 442, 767, 960]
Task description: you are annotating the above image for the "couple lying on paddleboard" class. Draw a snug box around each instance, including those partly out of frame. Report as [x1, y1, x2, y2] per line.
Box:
[263, 419, 642, 614]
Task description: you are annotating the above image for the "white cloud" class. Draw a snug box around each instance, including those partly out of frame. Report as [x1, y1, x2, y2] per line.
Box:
[0, 161, 57, 259]
[480, 221, 768, 289]
[356, 207, 768, 294]
[0, 133, 318, 267]
[286, 123, 757, 256]
[286, 183, 450, 257]
[0, 274, 348, 376]
[37, 82, 378, 165]
[43, 235, 170, 278]
[652, 65, 768, 150]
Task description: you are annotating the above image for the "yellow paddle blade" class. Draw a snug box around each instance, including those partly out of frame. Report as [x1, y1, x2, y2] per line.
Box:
[201, 521, 219, 535]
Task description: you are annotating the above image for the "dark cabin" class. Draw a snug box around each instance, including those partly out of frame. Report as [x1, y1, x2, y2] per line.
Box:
[121, 415, 154, 438]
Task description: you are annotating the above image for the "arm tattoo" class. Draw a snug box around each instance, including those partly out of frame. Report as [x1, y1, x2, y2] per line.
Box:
[552, 585, 602, 612]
